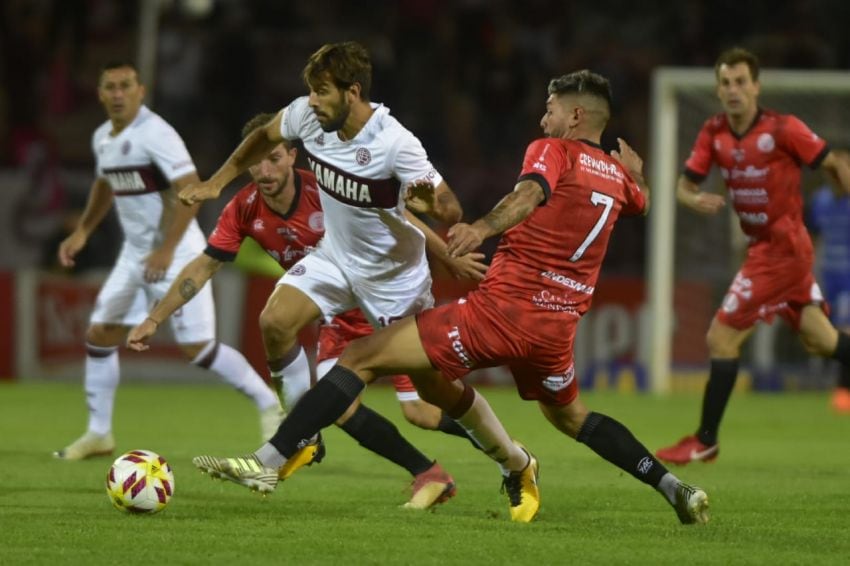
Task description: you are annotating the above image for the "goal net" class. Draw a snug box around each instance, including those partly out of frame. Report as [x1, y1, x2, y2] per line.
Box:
[647, 68, 850, 393]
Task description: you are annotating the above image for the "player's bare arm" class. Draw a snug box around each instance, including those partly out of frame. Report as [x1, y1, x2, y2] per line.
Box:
[820, 149, 850, 194]
[126, 252, 223, 351]
[58, 177, 114, 268]
[446, 180, 545, 257]
[611, 137, 652, 214]
[675, 174, 726, 215]
[179, 111, 284, 205]
[144, 172, 202, 283]
[404, 180, 463, 224]
[404, 210, 487, 281]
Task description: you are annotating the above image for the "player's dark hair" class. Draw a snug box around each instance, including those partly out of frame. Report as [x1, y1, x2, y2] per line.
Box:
[241, 113, 294, 148]
[99, 60, 141, 82]
[715, 47, 760, 81]
[303, 41, 372, 101]
[548, 70, 612, 108]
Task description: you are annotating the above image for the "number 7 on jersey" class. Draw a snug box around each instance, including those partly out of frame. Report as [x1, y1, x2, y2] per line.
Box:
[569, 191, 614, 262]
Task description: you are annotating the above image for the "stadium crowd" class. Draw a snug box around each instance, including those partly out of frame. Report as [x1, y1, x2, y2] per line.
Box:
[3, 0, 849, 272]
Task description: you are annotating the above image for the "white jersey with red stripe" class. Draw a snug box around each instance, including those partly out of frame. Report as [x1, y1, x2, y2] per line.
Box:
[279, 96, 443, 284]
[93, 105, 205, 259]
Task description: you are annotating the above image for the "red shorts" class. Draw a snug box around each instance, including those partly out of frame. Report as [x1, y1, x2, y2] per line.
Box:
[316, 309, 416, 395]
[416, 290, 579, 406]
[716, 257, 828, 331]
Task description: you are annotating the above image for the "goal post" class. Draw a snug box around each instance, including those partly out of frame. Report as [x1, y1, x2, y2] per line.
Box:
[647, 68, 850, 393]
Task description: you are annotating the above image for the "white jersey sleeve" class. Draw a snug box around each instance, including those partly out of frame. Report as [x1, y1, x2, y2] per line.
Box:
[141, 118, 196, 182]
[279, 96, 313, 141]
[92, 121, 109, 178]
[389, 132, 444, 187]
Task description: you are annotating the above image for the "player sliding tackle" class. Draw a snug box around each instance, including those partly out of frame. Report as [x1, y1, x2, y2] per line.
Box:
[192, 69, 710, 525]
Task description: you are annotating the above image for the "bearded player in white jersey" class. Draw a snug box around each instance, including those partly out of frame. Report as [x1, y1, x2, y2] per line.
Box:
[181, 42, 537, 512]
[53, 62, 283, 460]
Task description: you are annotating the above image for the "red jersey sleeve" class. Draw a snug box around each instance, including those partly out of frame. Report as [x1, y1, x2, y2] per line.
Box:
[205, 197, 245, 262]
[778, 114, 829, 168]
[517, 138, 570, 204]
[683, 118, 715, 182]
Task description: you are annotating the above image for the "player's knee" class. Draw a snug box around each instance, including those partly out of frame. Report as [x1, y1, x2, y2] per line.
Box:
[799, 333, 831, 357]
[85, 323, 123, 347]
[259, 305, 295, 343]
[401, 402, 440, 430]
[337, 336, 373, 371]
[706, 327, 734, 358]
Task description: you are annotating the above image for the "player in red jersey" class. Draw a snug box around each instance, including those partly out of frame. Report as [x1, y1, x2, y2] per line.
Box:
[656, 48, 850, 466]
[223, 70, 710, 524]
[127, 113, 482, 500]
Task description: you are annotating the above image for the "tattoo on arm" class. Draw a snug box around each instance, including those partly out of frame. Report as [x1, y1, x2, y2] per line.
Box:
[481, 190, 537, 235]
[179, 278, 199, 301]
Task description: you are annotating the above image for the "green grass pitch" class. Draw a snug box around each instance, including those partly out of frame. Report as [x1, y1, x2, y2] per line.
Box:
[1, 381, 849, 565]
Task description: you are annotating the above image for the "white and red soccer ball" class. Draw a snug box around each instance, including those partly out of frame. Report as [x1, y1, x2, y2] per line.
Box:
[106, 450, 174, 514]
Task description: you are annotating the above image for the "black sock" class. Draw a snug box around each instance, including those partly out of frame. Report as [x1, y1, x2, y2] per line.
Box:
[577, 412, 668, 488]
[437, 412, 482, 450]
[838, 363, 850, 390]
[269, 365, 365, 458]
[339, 405, 433, 476]
[831, 332, 850, 366]
[697, 358, 738, 446]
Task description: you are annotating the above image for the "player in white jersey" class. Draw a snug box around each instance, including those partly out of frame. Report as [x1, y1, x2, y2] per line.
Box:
[53, 61, 283, 460]
[181, 42, 533, 510]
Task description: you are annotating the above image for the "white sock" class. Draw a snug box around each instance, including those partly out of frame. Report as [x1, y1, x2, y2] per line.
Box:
[454, 388, 528, 474]
[657, 472, 680, 505]
[269, 346, 311, 412]
[193, 341, 279, 411]
[255, 442, 287, 469]
[85, 344, 119, 435]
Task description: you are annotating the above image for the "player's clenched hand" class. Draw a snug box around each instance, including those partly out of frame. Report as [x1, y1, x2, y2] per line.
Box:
[57, 230, 87, 268]
[444, 251, 488, 281]
[403, 179, 437, 215]
[610, 137, 644, 177]
[178, 181, 221, 205]
[144, 247, 174, 283]
[126, 318, 158, 352]
[447, 223, 485, 257]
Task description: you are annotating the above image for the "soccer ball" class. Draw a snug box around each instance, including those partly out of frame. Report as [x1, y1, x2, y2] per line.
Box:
[105, 450, 175, 514]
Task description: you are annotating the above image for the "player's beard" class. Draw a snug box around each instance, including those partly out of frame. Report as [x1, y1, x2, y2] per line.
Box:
[319, 97, 351, 133]
[259, 173, 286, 198]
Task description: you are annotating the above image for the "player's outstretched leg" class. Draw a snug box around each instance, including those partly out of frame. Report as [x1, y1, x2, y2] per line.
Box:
[574, 411, 710, 524]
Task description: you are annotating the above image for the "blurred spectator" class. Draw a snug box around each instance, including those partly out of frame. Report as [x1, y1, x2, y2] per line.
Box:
[4, 0, 850, 273]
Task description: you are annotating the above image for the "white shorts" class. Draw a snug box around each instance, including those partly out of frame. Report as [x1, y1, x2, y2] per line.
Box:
[279, 247, 434, 327]
[90, 248, 216, 344]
